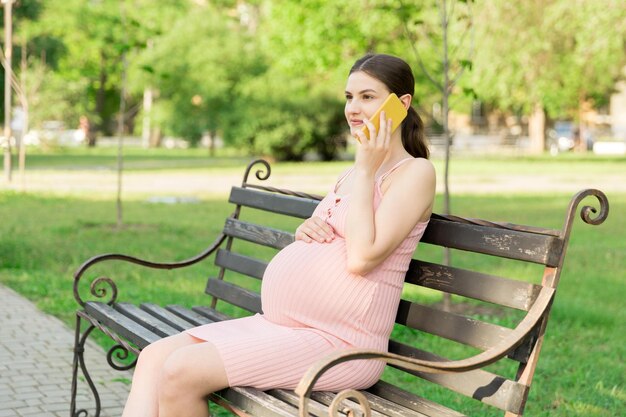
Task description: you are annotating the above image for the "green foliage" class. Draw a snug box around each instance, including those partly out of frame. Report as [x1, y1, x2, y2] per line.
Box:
[129, 3, 265, 144]
[222, 67, 347, 160]
[4, 0, 625, 158]
[467, 0, 626, 119]
[260, 0, 405, 76]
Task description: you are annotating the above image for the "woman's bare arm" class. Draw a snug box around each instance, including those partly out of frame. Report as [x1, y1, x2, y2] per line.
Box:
[345, 158, 435, 275]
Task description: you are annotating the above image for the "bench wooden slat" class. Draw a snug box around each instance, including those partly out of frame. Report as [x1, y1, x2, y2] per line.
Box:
[396, 300, 512, 351]
[268, 389, 347, 417]
[165, 305, 214, 326]
[388, 341, 527, 414]
[229, 186, 318, 219]
[310, 391, 412, 417]
[367, 380, 467, 417]
[84, 302, 161, 349]
[114, 303, 179, 337]
[218, 386, 299, 417]
[192, 305, 233, 322]
[205, 278, 263, 313]
[422, 218, 563, 266]
[224, 218, 294, 250]
[407, 259, 541, 311]
[271, 386, 462, 417]
[140, 303, 196, 331]
[358, 391, 433, 417]
[215, 249, 267, 280]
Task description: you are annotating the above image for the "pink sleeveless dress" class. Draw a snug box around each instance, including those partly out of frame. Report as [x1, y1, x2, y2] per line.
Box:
[186, 158, 429, 391]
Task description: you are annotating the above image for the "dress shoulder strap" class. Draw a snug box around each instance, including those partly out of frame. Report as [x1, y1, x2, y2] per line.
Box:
[334, 166, 354, 193]
[377, 157, 415, 185]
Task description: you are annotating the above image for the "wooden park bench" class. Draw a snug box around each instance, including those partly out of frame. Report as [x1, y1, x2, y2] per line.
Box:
[70, 159, 609, 417]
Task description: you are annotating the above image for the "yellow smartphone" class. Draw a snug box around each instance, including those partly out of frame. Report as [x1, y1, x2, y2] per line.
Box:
[361, 93, 408, 141]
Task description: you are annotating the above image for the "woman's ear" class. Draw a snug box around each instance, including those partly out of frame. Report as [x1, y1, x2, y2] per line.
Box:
[399, 94, 412, 110]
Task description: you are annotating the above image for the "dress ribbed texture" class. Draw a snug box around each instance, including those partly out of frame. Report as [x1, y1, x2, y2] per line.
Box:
[186, 158, 429, 391]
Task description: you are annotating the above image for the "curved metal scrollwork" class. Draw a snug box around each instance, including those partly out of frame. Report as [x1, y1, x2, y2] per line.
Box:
[572, 189, 609, 226]
[242, 159, 271, 186]
[107, 344, 138, 371]
[74, 269, 120, 308]
[72, 231, 227, 308]
[240, 158, 324, 200]
[562, 189, 609, 240]
[89, 276, 118, 304]
[329, 389, 372, 417]
[71, 320, 101, 417]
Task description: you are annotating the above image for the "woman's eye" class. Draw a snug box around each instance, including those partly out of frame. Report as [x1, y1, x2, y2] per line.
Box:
[363, 95, 374, 100]
[345, 95, 353, 101]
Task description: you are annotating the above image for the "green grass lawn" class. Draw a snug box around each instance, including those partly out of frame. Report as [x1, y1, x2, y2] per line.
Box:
[19, 146, 250, 170]
[1, 151, 624, 416]
[17, 146, 626, 176]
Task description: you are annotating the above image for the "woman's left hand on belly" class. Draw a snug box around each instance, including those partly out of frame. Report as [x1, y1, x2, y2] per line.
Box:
[295, 216, 335, 243]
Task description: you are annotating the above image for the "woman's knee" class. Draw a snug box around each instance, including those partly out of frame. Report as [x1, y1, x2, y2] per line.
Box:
[157, 349, 210, 404]
[135, 333, 197, 374]
[157, 343, 228, 400]
[135, 338, 170, 368]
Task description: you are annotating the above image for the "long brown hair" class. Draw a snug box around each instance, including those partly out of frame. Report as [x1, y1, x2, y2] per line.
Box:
[350, 54, 429, 159]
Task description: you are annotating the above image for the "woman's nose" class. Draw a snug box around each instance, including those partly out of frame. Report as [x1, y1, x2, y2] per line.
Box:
[346, 100, 360, 115]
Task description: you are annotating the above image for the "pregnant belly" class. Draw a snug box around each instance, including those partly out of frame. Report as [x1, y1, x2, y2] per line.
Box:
[261, 239, 376, 328]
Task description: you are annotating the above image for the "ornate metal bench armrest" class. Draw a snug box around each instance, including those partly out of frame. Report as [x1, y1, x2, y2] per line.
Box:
[73, 233, 227, 307]
[295, 286, 555, 417]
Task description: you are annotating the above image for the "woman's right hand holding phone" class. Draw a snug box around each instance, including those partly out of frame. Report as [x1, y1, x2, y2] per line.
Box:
[352, 110, 393, 176]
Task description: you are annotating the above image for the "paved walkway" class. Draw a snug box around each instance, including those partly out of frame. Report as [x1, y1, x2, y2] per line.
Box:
[0, 285, 132, 417]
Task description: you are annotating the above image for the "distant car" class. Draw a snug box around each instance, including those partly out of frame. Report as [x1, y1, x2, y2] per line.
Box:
[548, 121, 577, 155]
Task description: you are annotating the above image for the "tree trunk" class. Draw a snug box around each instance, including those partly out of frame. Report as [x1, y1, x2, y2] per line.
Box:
[141, 40, 154, 148]
[116, 47, 127, 228]
[18, 104, 27, 189]
[3, 0, 13, 182]
[528, 103, 545, 153]
[209, 130, 217, 157]
[18, 38, 28, 190]
[577, 95, 589, 152]
[142, 86, 153, 148]
[150, 127, 162, 147]
[94, 50, 107, 145]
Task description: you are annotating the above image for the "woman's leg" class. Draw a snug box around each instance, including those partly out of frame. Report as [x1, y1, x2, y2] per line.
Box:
[121, 332, 202, 417]
[157, 341, 229, 417]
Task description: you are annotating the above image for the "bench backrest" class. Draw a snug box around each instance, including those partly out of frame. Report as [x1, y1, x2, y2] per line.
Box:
[205, 159, 608, 416]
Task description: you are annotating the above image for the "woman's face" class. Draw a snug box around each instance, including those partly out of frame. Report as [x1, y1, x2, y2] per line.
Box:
[344, 71, 391, 136]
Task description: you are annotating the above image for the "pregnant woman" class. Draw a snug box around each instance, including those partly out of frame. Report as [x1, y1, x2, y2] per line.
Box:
[122, 53, 436, 417]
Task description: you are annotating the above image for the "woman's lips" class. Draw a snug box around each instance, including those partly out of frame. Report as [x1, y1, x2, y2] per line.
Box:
[350, 119, 364, 127]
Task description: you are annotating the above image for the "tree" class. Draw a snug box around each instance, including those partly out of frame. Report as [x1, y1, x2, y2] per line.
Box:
[129, 2, 264, 147]
[222, 66, 347, 160]
[124, 0, 189, 148]
[399, 0, 474, 310]
[8, 0, 621, 163]
[541, 0, 626, 138]
[468, 0, 626, 151]
[243, 0, 426, 160]
[1, 0, 15, 182]
[1, 0, 43, 181]
[400, 0, 473, 213]
[129, 0, 356, 159]
[22, 0, 136, 140]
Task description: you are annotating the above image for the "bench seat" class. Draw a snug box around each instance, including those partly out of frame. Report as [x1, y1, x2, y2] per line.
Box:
[82, 300, 467, 417]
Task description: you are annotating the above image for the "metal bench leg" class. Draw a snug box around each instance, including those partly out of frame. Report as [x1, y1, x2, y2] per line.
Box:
[70, 313, 101, 417]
